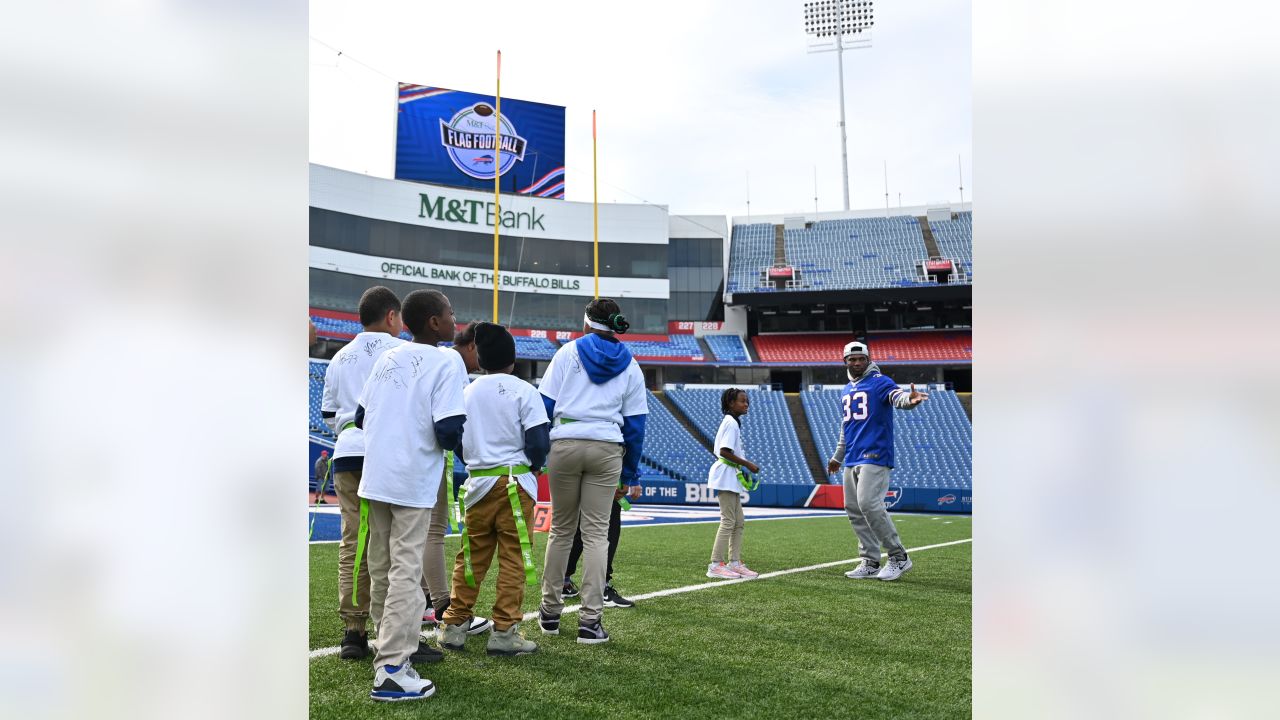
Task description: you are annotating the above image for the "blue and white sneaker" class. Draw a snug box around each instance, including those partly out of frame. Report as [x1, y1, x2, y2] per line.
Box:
[370, 663, 435, 702]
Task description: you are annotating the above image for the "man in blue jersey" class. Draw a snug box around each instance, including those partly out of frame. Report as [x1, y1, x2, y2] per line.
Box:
[825, 341, 927, 581]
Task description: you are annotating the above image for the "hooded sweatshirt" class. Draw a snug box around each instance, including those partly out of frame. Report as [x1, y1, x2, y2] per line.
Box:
[830, 361, 920, 469]
[539, 332, 648, 484]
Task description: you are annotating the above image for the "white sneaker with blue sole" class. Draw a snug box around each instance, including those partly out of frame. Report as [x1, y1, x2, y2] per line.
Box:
[370, 663, 435, 702]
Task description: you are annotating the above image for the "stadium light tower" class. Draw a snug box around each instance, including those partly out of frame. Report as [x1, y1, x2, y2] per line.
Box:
[804, 0, 874, 212]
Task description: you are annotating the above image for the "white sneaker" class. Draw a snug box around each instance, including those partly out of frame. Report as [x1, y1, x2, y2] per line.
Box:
[844, 560, 881, 579]
[728, 561, 759, 579]
[706, 562, 741, 579]
[370, 663, 435, 702]
[466, 616, 493, 635]
[877, 557, 913, 581]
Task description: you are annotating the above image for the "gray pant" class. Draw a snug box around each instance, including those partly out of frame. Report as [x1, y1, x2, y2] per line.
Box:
[367, 499, 431, 668]
[843, 464, 907, 565]
[541, 439, 624, 625]
[710, 490, 744, 563]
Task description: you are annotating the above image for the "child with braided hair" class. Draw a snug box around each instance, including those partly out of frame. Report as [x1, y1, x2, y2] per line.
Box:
[706, 388, 761, 579]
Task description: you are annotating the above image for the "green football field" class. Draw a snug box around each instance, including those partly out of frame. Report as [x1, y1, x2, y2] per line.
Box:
[309, 513, 972, 719]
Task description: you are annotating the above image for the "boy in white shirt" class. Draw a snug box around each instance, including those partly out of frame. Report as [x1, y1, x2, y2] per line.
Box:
[439, 322, 549, 656]
[356, 289, 467, 702]
[421, 322, 492, 637]
[318, 286, 405, 660]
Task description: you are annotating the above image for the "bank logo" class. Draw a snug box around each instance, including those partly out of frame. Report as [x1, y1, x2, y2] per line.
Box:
[439, 103, 527, 180]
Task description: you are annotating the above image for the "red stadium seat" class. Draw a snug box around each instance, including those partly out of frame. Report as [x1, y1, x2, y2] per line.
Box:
[752, 332, 971, 363]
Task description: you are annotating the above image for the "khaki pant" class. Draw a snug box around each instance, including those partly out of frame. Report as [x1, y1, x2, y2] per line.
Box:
[366, 499, 431, 668]
[420, 473, 449, 613]
[843, 463, 907, 565]
[335, 470, 371, 631]
[442, 476, 535, 632]
[540, 439, 624, 625]
[710, 490, 745, 563]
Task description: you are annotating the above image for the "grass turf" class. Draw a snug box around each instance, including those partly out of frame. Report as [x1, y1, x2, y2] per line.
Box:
[310, 513, 971, 719]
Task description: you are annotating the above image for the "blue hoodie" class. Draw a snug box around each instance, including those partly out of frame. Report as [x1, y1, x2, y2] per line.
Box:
[542, 332, 648, 485]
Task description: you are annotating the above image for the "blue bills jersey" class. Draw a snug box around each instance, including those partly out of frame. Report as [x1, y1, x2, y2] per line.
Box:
[840, 372, 908, 468]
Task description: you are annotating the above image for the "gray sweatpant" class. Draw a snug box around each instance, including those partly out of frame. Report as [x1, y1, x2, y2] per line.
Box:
[842, 464, 907, 565]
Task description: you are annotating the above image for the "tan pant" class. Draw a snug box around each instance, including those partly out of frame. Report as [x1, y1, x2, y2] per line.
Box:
[335, 470, 371, 631]
[442, 477, 535, 632]
[366, 499, 431, 668]
[711, 490, 745, 563]
[540, 439, 624, 625]
[420, 472, 449, 613]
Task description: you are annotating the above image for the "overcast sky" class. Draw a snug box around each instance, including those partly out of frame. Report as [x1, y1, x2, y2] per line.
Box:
[310, 0, 970, 218]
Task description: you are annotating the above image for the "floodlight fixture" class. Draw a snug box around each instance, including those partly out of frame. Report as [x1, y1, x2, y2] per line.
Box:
[803, 0, 875, 211]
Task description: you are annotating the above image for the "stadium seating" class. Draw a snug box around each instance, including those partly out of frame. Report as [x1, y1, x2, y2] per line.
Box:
[801, 387, 971, 489]
[785, 217, 932, 290]
[753, 331, 972, 364]
[704, 334, 750, 362]
[664, 387, 812, 485]
[308, 361, 334, 438]
[725, 223, 776, 294]
[640, 391, 715, 483]
[621, 335, 703, 361]
[928, 211, 972, 281]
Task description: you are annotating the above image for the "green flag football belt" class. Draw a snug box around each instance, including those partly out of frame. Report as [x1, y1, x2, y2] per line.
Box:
[341, 422, 356, 432]
[444, 451, 458, 533]
[460, 465, 537, 588]
[717, 458, 760, 491]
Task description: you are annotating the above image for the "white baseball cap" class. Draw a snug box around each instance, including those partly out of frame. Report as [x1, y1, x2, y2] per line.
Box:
[843, 341, 869, 359]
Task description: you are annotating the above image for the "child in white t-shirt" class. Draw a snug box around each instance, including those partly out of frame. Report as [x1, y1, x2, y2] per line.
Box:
[356, 289, 467, 702]
[706, 388, 761, 580]
[439, 322, 550, 657]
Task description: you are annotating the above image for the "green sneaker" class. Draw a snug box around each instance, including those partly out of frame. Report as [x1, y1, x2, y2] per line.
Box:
[440, 621, 467, 650]
[486, 623, 538, 657]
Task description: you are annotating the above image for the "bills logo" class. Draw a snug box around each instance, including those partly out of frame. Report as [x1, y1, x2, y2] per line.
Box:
[937, 494, 957, 505]
[439, 103, 528, 180]
[884, 487, 902, 509]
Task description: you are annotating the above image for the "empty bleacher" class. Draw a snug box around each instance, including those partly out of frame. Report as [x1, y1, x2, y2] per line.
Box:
[621, 335, 703, 361]
[802, 386, 971, 490]
[753, 331, 972, 364]
[309, 360, 334, 439]
[725, 223, 776, 294]
[664, 387, 812, 485]
[703, 334, 750, 362]
[640, 391, 715, 483]
[928, 211, 972, 280]
[786, 217, 932, 290]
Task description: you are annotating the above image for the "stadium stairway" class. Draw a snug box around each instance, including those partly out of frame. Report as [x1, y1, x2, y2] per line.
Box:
[957, 392, 972, 421]
[785, 393, 828, 484]
[920, 216, 941, 257]
[655, 391, 712, 452]
[696, 336, 715, 361]
[774, 224, 786, 265]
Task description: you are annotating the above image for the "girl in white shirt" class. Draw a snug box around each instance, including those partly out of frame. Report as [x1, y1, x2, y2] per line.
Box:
[706, 388, 761, 579]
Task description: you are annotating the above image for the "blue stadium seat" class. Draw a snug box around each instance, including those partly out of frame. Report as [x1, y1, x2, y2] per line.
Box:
[664, 388, 812, 485]
[704, 335, 750, 362]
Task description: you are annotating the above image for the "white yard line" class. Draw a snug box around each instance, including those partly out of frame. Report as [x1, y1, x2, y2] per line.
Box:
[308, 537, 972, 659]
